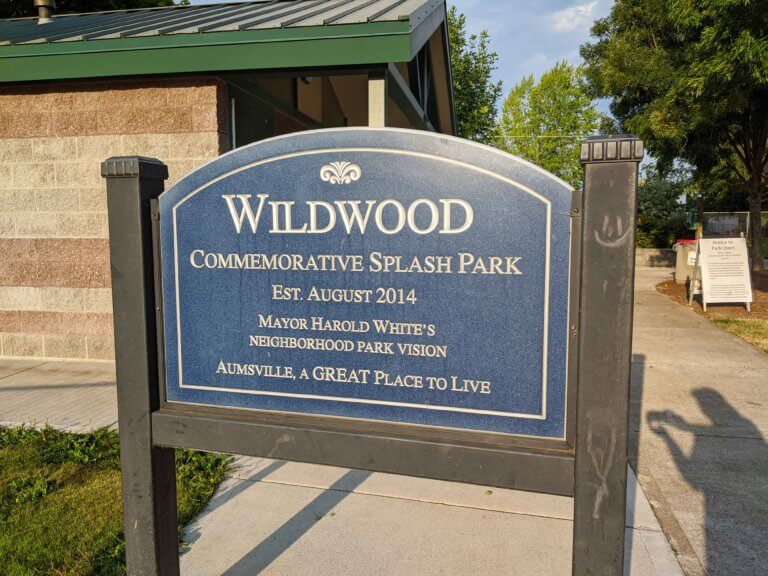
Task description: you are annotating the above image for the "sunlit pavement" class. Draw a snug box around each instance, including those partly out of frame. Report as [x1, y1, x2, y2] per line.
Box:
[630, 267, 768, 576]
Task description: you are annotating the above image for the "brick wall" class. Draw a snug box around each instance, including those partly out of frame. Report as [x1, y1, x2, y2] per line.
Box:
[0, 77, 229, 360]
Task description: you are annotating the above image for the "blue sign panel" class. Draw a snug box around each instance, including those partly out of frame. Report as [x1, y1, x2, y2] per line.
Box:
[160, 129, 573, 438]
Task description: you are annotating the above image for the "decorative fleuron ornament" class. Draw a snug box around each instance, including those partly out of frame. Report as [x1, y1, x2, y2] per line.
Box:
[320, 161, 361, 185]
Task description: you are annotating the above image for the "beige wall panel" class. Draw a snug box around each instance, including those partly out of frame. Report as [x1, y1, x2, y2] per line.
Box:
[0, 77, 228, 360]
[0, 287, 113, 314]
[0, 164, 12, 188]
[0, 214, 15, 237]
[76, 135, 124, 161]
[43, 334, 87, 359]
[13, 162, 56, 189]
[31, 137, 76, 162]
[34, 189, 81, 213]
[86, 336, 115, 361]
[0, 139, 33, 163]
[0, 190, 33, 213]
[82, 288, 113, 314]
[13, 213, 107, 239]
[0, 287, 40, 311]
[78, 188, 107, 212]
[169, 132, 220, 159]
[38, 288, 86, 312]
[121, 134, 171, 160]
[1, 333, 44, 357]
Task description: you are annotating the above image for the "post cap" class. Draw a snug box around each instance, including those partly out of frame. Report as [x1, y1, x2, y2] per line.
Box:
[101, 156, 169, 180]
[580, 136, 644, 164]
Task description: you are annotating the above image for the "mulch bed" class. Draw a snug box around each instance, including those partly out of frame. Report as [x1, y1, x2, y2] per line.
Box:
[656, 271, 768, 320]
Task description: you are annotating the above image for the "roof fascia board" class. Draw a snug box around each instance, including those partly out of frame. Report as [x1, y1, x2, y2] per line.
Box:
[406, 2, 454, 134]
[0, 22, 411, 83]
[407, 0, 444, 59]
[441, 18, 456, 135]
[0, 21, 407, 56]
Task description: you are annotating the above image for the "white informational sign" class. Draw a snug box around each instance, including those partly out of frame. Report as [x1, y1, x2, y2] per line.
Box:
[699, 238, 753, 308]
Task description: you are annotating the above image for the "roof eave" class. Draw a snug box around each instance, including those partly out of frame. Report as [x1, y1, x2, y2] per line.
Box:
[0, 21, 414, 84]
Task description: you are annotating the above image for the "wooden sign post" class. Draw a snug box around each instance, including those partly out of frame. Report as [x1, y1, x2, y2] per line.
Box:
[102, 130, 643, 576]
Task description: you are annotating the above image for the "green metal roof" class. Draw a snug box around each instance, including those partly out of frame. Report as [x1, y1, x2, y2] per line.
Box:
[0, 0, 445, 83]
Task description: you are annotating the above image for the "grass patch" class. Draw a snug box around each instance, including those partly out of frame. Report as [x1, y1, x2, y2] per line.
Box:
[712, 317, 768, 353]
[0, 426, 231, 576]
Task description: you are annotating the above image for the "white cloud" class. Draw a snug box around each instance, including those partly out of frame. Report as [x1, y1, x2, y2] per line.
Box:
[549, 1, 597, 33]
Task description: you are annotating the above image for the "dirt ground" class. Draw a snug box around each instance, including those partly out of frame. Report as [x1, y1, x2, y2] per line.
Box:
[656, 271, 768, 319]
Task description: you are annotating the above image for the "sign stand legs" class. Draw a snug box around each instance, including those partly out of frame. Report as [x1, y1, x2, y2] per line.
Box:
[573, 137, 643, 576]
[102, 157, 180, 576]
[688, 245, 701, 308]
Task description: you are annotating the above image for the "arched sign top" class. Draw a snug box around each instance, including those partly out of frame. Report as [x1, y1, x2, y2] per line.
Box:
[159, 128, 575, 439]
[159, 128, 574, 213]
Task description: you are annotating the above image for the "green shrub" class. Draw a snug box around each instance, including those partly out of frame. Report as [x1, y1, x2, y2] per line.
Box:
[636, 214, 692, 248]
[635, 227, 656, 248]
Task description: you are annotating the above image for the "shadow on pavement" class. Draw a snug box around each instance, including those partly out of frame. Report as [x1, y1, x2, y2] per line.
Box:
[647, 388, 768, 574]
[220, 468, 372, 575]
[182, 460, 288, 553]
[0, 381, 115, 392]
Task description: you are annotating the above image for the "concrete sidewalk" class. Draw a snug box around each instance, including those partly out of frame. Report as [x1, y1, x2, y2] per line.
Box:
[0, 354, 679, 576]
[631, 268, 768, 576]
[179, 458, 678, 576]
[6, 265, 765, 574]
[0, 359, 116, 431]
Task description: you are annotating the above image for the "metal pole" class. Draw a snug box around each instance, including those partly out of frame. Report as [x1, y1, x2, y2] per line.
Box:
[573, 137, 643, 576]
[102, 157, 179, 576]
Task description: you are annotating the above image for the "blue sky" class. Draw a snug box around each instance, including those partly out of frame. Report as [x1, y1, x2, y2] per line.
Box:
[452, 0, 613, 91]
[190, 0, 614, 95]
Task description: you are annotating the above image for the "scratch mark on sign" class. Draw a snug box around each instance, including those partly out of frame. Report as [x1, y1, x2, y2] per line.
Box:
[588, 421, 617, 520]
[268, 433, 293, 458]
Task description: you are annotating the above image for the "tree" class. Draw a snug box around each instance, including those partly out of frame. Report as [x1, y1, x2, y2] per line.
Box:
[581, 0, 768, 270]
[447, 6, 503, 145]
[496, 61, 602, 190]
[639, 164, 690, 222]
[1, 1, 180, 19]
[636, 163, 693, 248]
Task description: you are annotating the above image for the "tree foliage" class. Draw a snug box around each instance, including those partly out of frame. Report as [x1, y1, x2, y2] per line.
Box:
[636, 163, 693, 248]
[496, 61, 601, 190]
[582, 0, 768, 269]
[1, 0, 179, 19]
[447, 6, 503, 145]
[639, 164, 690, 222]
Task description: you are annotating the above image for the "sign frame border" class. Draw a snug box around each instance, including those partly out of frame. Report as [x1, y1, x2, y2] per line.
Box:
[149, 131, 583, 473]
[150, 185, 581, 492]
[161, 144, 580, 439]
[101, 131, 643, 576]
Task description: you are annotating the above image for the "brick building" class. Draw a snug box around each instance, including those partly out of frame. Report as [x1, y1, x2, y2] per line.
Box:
[0, 0, 455, 361]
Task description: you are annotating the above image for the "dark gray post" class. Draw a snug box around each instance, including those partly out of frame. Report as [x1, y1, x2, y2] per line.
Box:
[102, 157, 179, 576]
[573, 137, 643, 575]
